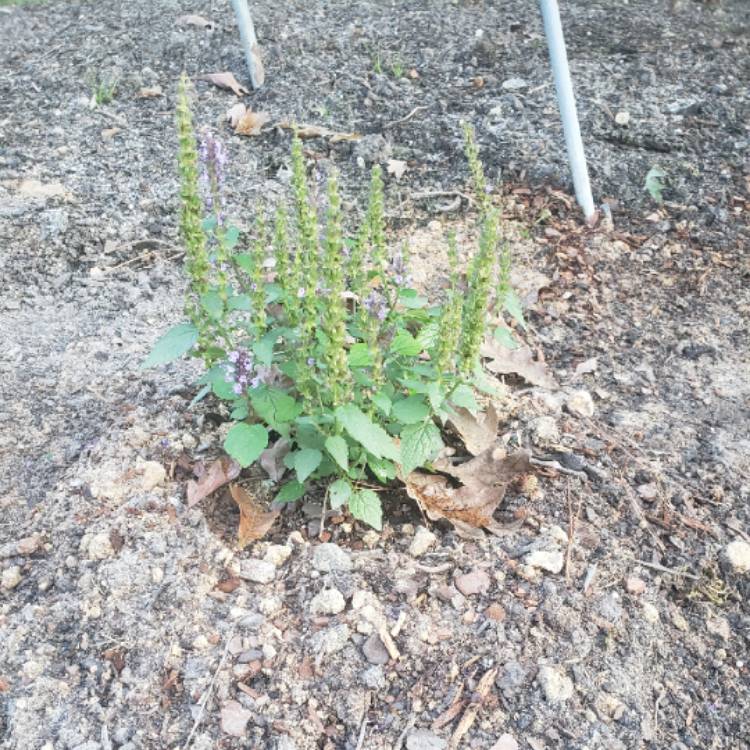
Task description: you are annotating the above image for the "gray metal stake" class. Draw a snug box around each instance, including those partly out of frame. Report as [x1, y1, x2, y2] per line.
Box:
[539, 0, 596, 222]
[230, 0, 264, 89]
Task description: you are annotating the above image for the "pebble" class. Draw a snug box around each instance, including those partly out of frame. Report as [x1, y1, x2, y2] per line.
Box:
[264, 544, 292, 567]
[274, 738, 298, 750]
[220, 700, 252, 737]
[671, 610, 689, 632]
[724, 540, 750, 574]
[310, 588, 346, 615]
[491, 735, 519, 750]
[1, 565, 22, 590]
[312, 543, 352, 573]
[706, 616, 731, 641]
[524, 549, 564, 574]
[192, 635, 210, 651]
[642, 602, 659, 624]
[361, 530, 380, 547]
[409, 526, 437, 557]
[530, 416, 560, 445]
[86, 532, 115, 560]
[360, 665, 385, 689]
[502, 77, 527, 91]
[614, 111, 630, 126]
[485, 603, 506, 622]
[140, 461, 166, 491]
[625, 577, 646, 595]
[565, 389, 595, 418]
[312, 623, 351, 656]
[240, 559, 276, 584]
[537, 665, 574, 703]
[362, 633, 390, 665]
[454, 569, 491, 596]
[406, 729, 448, 750]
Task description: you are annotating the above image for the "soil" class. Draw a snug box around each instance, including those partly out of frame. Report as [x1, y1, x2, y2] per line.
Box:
[1, 1, 749, 749]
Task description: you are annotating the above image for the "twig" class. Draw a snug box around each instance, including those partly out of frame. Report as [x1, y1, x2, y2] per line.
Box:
[530, 457, 587, 480]
[183, 632, 233, 749]
[354, 693, 371, 750]
[635, 559, 699, 581]
[564, 482, 580, 583]
[414, 561, 453, 574]
[411, 190, 475, 206]
[724, 521, 750, 544]
[383, 105, 428, 130]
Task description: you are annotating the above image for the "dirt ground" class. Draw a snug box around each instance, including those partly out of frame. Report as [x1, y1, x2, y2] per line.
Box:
[1, 1, 749, 749]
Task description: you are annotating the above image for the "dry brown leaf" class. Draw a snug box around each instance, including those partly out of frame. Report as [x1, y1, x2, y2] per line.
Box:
[277, 121, 361, 142]
[387, 158, 408, 181]
[200, 72, 249, 97]
[259, 438, 290, 481]
[235, 108, 270, 136]
[481, 338, 558, 390]
[137, 86, 163, 98]
[448, 403, 499, 456]
[186, 457, 240, 507]
[229, 484, 280, 549]
[176, 14, 213, 29]
[404, 446, 531, 530]
[216, 576, 242, 593]
[226, 102, 247, 128]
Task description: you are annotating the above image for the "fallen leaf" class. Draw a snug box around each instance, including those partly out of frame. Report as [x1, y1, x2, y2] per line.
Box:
[102, 647, 126, 674]
[387, 159, 408, 181]
[259, 438, 291, 481]
[481, 338, 558, 390]
[0, 677, 10, 692]
[216, 576, 242, 593]
[404, 446, 531, 530]
[277, 121, 361, 142]
[137, 86, 163, 98]
[186, 457, 240, 507]
[448, 403, 499, 456]
[200, 72, 249, 97]
[235, 108, 270, 136]
[177, 14, 213, 29]
[226, 102, 247, 128]
[221, 700, 252, 737]
[229, 484, 280, 549]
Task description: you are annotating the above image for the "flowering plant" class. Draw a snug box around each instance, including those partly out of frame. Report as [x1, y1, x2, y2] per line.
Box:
[144, 75, 521, 530]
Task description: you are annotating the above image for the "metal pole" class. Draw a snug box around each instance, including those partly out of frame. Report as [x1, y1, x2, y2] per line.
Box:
[539, 0, 596, 222]
[230, 0, 264, 89]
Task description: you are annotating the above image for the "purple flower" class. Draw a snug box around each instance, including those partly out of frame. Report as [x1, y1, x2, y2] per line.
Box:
[297, 287, 306, 298]
[224, 349, 255, 392]
[363, 290, 388, 322]
[233, 383, 243, 395]
[199, 131, 227, 219]
[307, 357, 316, 366]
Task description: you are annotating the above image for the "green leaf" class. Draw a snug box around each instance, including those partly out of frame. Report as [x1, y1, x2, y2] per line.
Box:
[295, 420, 326, 450]
[228, 293, 251, 312]
[335, 404, 400, 462]
[224, 423, 268, 468]
[400, 421, 444, 475]
[329, 478, 352, 509]
[389, 331, 422, 357]
[230, 401, 249, 420]
[234, 253, 254, 274]
[275, 480, 306, 503]
[644, 166, 666, 204]
[141, 323, 198, 369]
[201, 216, 218, 232]
[348, 343, 373, 367]
[265, 283, 283, 304]
[398, 289, 429, 309]
[416, 322, 440, 350]
[325, 435, 349, 471]
[224, 225, 240, 249]
[200, 291, 224, 320]
[493, 325, 519, 349]
[294, 448, 323, 483]
[349, 488, 382, 531]
[367, 455, 397, 483]
[188, 383, 211, 409]
[426, 381, 445, 411]
[252, 331, 277, 366]
[392, 395, 430, 425]
[450, 384, 479, 414]
[251, 388, 302, 427]
[212, 376, 237, 401]
[503, 289, 526, 329]
[371, 391, 392, 417]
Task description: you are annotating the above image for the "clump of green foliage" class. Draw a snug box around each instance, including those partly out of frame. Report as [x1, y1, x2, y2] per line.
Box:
[144, 75, 522, 530]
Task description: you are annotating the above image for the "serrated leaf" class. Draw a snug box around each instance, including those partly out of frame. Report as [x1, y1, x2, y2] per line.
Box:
[450, 384, 479, 414]
[224, 225, 240, 249]
[224, 423, 269, 468]
[212, 375, 237, 401]
[349, 488, 382, 530]
[275, 480, 306, 503]
[252, 330, 277, 366]
[398, 289, 429, 309]
[503, 289, 526, 329]
[335, 404, 400, 462]
[294, 448, 323, 483]
[200, 291, 224, 319]
[644, 166, 666, 204]
[371, 391, 392, 417]
[325, 435, 349, 471]
[416, 321, 440, 350]
[251, 388, 302, 427]
[228, 293, 251, 311]
[234, 253, 254, 274]
[426, 381, 445, 411]
[367, 455, 397, 483]
[400, 420, 444, 475]
[493, 325, 519, 349]
[392, 395, 430, 425]
[141, 323, 198, 369]
[389, 331, 422, 357]
[329, 478, 352, 509]
[348, 342, 374, 367]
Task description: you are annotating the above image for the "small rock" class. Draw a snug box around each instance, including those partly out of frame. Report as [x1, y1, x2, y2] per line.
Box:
[362, 633, 390, 665]
[537, 665, 573, 703]
[361, 530, 380, 547]
[409, 526, 437, 557]
[485, 603, 506, 622]
[406, 729, 447, 750]
[192, 635, 210, 651]
[240, 559, 276, 584]
[642, 602, 659, 624]
[312, 543, 352, 573]
[273, 738, 298, 750]
[706, 616, 731, 641]
[671, 609, 689, 632]
[597, 592, 624, 624]
[353, 134, 391, 165]
[86, 532, 115, 560]
[524, 549, 564, 574]
[1, 566, 22, 590]
[594, 692, 626, 722]
[614, 111, 630, 126]
[502, 77, 527, 91]
[724, 540, 750, 574]
[636, 483, 658, 502]
[454, 569, 491, 596]
[141, 461, 166, 491]
[625, 577, 646, 595]
[491, 734, 519, 750]
[565, 389, 595, 418]
[360, 665, 385, 689]
[530, 416, 560, 445]
[312, 623, 351, 656]
[310, 588, 346, 615]
[264, 544, 292, 567]
[220, 700, 252, 737]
